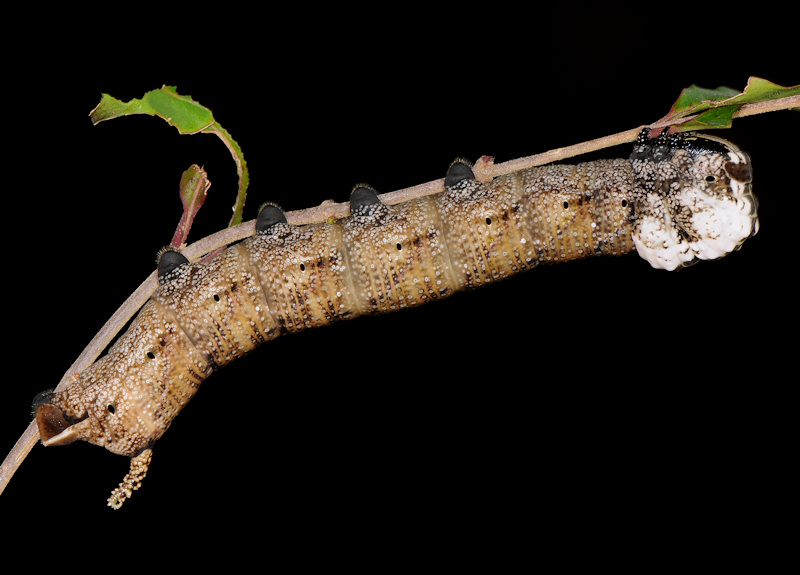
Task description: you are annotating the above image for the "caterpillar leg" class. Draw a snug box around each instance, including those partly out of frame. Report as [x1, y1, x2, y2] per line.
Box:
[107, 448, 153, 509]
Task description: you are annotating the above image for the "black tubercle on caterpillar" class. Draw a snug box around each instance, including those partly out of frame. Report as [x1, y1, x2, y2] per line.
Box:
[256, 202, 288, 233]
[349, 185, 383, 212]
[156, 247, 190, 279]
[444, 158, 475, 186]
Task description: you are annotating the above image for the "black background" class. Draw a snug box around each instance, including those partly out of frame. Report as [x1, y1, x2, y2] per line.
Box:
[2, 8, 795, 569]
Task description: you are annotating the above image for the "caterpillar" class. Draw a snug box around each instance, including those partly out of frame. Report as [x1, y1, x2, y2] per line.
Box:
[31, 129, 758, 508]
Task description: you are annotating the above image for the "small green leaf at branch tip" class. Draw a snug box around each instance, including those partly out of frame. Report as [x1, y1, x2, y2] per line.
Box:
[661, 76, 800, 132]
[89, 85, 215, 134]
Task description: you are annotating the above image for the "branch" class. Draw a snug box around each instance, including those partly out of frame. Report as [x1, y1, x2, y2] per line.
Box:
[2, 91, 796, 497]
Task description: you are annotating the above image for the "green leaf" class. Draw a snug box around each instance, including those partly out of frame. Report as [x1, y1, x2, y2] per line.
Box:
[672, 106, 739, 131]
[90, 86, 249, 229]
[89, 85, 215, 134]
[670, 84, 741, 114]
[660, 76, 800, 132]
[721, 76, 800, 106]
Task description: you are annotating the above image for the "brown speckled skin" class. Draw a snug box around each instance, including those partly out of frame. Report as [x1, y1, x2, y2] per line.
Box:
[36, 130, 761, 507]
[38, 158, 636, 464]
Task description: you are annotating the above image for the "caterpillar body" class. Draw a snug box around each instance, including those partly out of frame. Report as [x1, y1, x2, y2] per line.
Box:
[32, 130, 758, 508]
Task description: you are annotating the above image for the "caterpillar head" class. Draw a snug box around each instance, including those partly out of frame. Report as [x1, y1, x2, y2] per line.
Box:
[629, 131, 759, 270]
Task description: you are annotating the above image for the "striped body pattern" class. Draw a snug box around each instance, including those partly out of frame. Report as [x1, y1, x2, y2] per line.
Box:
[33, 131, 758, 507]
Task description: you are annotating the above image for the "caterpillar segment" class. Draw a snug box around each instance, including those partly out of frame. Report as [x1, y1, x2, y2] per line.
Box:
[32, 131, 759, 507]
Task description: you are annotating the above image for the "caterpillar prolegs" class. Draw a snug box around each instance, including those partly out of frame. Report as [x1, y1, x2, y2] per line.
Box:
[32, 130, 758, 508]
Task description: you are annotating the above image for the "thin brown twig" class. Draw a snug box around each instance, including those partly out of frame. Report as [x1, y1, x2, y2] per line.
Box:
[2, 93, 796, 496]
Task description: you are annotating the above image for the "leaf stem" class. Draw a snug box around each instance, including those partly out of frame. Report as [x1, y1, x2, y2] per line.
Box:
[203, 122, 249, 227]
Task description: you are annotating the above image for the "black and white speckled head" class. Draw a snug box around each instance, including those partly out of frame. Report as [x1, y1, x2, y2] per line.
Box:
[629, 131, 759, 270]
